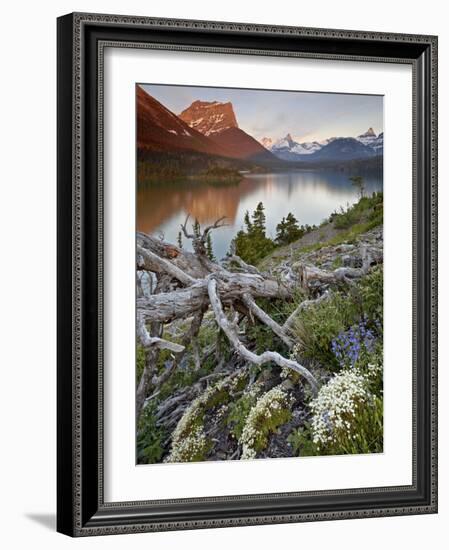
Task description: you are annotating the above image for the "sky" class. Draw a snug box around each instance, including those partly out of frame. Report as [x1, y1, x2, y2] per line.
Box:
[140, 83, 383, 143]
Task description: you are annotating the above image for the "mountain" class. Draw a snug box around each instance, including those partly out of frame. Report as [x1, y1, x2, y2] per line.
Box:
[269, 133, 324, 160]
[357, 129, 383, 153]
[210, 127, 278, 162]
[260, 137, 273, 149]
[138, 87, 380, 167]
[311, 137, 376, 161]
[260, 128, 383, 162]
[179, 100, 238, 136]
[357, 127, 376, 143]
[180, 100, 277, 162]
[137, 86, 232, 157]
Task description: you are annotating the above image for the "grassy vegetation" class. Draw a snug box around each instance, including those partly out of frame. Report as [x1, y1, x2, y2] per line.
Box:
[285, 264, 383, 457]
[136, 402, 166, 464]
[239, 258, 383, 459]
[292, 266, 382, 365]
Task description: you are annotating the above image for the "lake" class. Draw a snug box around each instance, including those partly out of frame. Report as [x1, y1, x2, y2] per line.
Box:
[137, 170, 383, 259]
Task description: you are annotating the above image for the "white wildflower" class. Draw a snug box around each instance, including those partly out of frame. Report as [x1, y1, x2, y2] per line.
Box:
[166, 376, 235, 463]
[310, 369, 369, 447]
[240, 386, 292, 460]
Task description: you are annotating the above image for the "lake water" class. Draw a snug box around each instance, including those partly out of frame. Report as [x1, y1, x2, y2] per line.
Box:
[137, 170, 383, 259]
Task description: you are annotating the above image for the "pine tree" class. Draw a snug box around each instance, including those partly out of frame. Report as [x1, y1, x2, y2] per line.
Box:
[350, 175, 365, 199]
[252, 202, 267, 235]
[284, 212, 303, 242]
[177, 231, 183, 249]
[206, 232, 215, 261]
[275, 212, 303, 245]
[233, 202, 275, 265]
[243, 210, 252, 232]
[193, 219, 201, 239]
[275, 217, 288, 244]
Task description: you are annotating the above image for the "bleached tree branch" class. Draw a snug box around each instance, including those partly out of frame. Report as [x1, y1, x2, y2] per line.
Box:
[137, 315, 185, 353]
[242, 293, 294, 348]
[137, 245, 195, 286]
[208, 278, 318, 395]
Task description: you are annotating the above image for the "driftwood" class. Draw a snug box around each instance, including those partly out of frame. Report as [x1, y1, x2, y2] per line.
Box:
[136, 216, 379, 420]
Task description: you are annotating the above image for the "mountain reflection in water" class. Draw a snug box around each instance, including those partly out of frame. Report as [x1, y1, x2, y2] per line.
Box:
[137, 170, 383, 259]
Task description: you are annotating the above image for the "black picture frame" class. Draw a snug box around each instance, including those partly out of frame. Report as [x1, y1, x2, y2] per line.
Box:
[57, 12, 438, 537]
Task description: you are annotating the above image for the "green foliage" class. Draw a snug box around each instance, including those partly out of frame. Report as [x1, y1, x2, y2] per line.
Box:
[332, 192, 383, 230]
[350, 175, 366, 198]
[245, 294, 306, 355]
[359, 265, 384, 323]
[291, 263, 383, 370]
[206, 232, 215, 261]
[331, 256, 344, 269]
[275, 212, 304, 245]
[286, 260, 384, 458]
[167, 374, 246, 463]
[289, 395, 383, 457]
[154, 322, 225, 401]
[240, 386, 293, 458]
[289, 363, 383, 458]
[193, 218, 201, 239]
[136, 345, 146, 386]
[226, 388, 260, 440]
[293, 292, 360, 367]
[317, 393, 383, 456]
[158, 359, 212, 402]
[137, 402, 166, 464]
[232, 202, 276, 265]
[287, 423, 319, 457]
[368, 200, 383, 228]
[333, 204, 360, 229]
[247, 318, 286, 356]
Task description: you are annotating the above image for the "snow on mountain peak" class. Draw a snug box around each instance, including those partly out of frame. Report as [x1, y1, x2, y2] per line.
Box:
[260, 127, 383, 161]
[358, 127, 376, 138]
[356, 128, 383, 150]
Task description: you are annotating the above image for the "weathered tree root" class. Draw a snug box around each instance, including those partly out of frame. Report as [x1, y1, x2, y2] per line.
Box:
[136, 217, 381, 420]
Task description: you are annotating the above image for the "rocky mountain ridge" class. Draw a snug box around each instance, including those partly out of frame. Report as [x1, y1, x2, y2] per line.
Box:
[179, 100, 239, 136]
[260, 128, 384, 162]
[179, 99, 277, 162]
[137, 87, 277, 163]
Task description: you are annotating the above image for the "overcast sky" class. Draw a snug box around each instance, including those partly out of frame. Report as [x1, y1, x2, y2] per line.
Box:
[140, 83, 383, 143]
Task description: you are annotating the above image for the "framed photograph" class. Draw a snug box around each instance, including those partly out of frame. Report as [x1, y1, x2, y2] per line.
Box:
[57, 12, 438, 536]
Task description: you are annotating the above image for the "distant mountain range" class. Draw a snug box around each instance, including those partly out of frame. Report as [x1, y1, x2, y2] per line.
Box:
[260, 128, 383, 162]
[137, 85, 383, 167]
